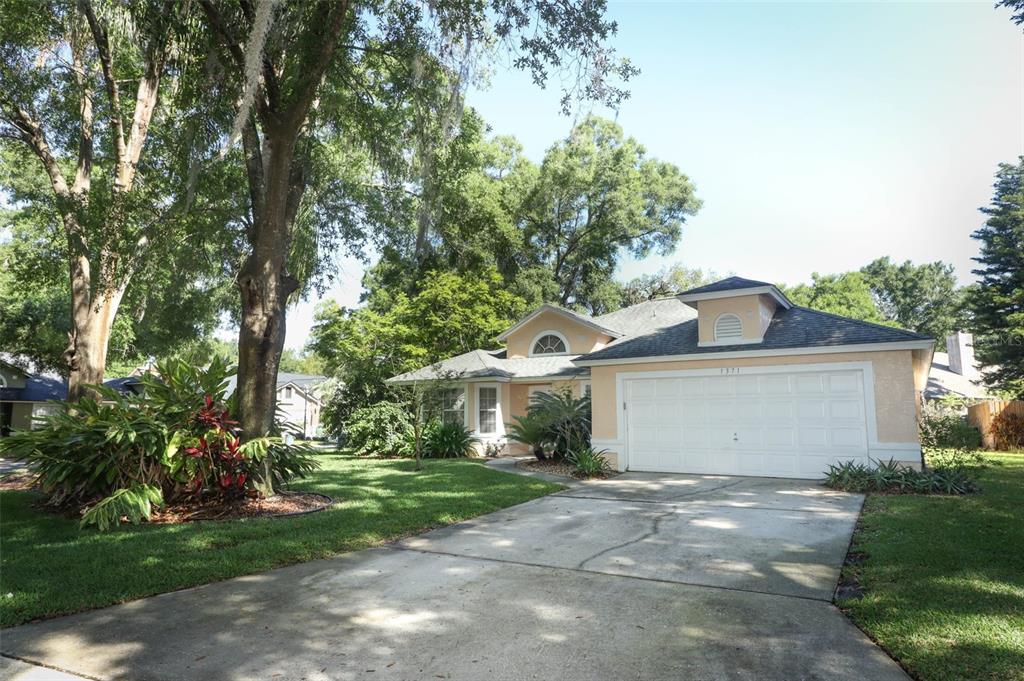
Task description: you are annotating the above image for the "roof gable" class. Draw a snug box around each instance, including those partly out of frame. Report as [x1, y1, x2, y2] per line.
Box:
[496, 304, 622, 342]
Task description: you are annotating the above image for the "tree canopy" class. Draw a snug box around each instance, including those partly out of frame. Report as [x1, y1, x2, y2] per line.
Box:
[860, 257, 963, 340]
[782, 272, 889, 325]
[967, 159, 1024, 396]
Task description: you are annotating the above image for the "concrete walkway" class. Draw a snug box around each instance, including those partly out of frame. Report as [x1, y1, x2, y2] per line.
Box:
[1, 472, 907, 681]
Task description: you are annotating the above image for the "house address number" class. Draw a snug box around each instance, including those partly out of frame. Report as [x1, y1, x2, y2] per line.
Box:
[719, 367, 741, 375]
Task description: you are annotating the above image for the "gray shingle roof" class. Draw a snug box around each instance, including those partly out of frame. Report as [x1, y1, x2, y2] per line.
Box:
[594, 298, 696, 336]
[678, 276, 775, 296]
[0, 374, 67, 402]
[387, 349, 587, 383]
[576, 306, 931, 363]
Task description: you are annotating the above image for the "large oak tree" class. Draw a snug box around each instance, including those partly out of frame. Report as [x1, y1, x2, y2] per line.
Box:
[196, 1, 638, 464]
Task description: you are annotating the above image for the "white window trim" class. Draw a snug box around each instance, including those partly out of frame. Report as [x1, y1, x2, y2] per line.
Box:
[529, 330, 571, 357]
[440, 385, 469, 427]
[579, 380, 591, 397]
[475, 383, 503, 437]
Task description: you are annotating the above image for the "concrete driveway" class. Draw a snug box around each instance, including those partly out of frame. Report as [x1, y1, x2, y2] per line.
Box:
[1, 472, 907, 681]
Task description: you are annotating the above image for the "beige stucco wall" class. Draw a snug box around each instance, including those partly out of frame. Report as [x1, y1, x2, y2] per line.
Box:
[505, 311, 614, 358]
[697, 294, 770, 342]
[590, 349, 923, 445]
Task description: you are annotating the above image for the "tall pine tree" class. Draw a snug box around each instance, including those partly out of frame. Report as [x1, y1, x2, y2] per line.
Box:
[969, 159, 1024, 397]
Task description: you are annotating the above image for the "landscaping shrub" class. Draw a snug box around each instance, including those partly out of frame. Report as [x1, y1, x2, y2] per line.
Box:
[507, 412, 553, 461]
[991, 410, 1024, 451]
[919, 400, 984, 470]
[567, 446, 612, 477]
[518, 389, 591, 459]
[344, 401, 412, 457]
[824, 459, 976, 495]
[422, 421, 478, 458]
[0, 356, 319, 530]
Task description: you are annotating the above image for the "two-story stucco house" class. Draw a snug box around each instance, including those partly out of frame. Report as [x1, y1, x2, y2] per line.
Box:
[388, 276, 935, 479]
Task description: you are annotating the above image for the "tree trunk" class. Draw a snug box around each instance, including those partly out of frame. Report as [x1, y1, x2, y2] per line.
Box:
[66, 280, 125, 402]
[235, 133, 300, 496]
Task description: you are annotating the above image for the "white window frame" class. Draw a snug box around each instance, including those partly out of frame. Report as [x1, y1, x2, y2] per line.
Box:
[475, 383, 501, 435]
[713, 313, 744, 342]
[579, 380, 592, 398]
[529, 330, 571, 357]
[440, 386, 468, 426]
[283, 386, 294, 400]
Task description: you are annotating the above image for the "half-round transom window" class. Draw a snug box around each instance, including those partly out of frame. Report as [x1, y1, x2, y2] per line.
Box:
[532, 333, 568, 355]
[714, 313, 743, 342]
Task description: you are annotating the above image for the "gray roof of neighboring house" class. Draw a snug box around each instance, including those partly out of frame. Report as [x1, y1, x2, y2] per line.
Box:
[926, 352, 992, 400]
[0, 373, 67, 402]
[388, 349, 588, 383]
[277, 373, 327, 389]
[678, 276, 776, 296]
[576, 306, 931, 363]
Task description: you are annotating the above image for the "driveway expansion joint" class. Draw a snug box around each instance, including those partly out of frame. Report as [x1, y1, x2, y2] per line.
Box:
[551, 492, 854, 515]
[389, 544, 834, 605]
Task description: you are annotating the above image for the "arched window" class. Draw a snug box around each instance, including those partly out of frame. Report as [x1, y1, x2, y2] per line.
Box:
[531, 332, 568, 356]
[714, 313, 743, 342]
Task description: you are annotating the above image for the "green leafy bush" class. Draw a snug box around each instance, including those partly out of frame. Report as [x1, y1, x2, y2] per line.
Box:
[824, 459, 976, 495]
[0, 356, 319, 530]
[520, 389, 591, 460]
[567, 447, 612, 477]
[991, 410, 1024, 451]
[344, 401, 412, 457]
[919, 401, 983, 470]
[507, 412, 553, 461]
[422, 421, 478, 458]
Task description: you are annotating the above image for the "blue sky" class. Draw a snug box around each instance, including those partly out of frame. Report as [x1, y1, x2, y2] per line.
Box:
[283, 0, 1024, 350]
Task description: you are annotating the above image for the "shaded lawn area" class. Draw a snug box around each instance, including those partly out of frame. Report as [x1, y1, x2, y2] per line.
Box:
[839, 452, 1024, 681]
[0, 453, 561, 627]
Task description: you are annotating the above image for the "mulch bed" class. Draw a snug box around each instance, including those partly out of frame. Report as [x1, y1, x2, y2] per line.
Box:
[0, 474, 36, 492]
[516, 458, 618, 480]
[149, 491, 333, 523]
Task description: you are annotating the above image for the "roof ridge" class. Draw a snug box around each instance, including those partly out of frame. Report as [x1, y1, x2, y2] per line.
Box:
[790, 305, 931, 340]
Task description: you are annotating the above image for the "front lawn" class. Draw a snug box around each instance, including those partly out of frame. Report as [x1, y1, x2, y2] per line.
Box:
[0, 453, 561, 627]
[839, 452, 1024, 681]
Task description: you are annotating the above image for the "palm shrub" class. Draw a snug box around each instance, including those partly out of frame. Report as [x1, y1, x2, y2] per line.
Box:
[507, 412, 553, 461]
[422, 421, 479, 458]
[344, 401, 413, 457]
[0, 356, 319, 530]
[527, 389, 591, 459]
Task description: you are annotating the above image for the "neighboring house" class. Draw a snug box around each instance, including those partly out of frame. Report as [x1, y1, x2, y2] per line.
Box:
[388, 276, 935, 479]
[273, 373, 326, 439]
[926, 331, 993, 401]
[0, 360, 66, 437]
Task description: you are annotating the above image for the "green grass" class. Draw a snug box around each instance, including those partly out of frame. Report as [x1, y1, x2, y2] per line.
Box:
[839, 452, 1024, 681]
[0, 453, 561, 627]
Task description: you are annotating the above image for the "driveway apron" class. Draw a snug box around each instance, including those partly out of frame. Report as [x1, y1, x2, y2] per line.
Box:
[1, 472, 907, 681]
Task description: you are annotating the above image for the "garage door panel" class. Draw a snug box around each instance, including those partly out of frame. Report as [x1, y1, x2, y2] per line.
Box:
[626, 368, 871, 479]
[761, 375, 791, 394]
[795, 375, 825, 394]
[796, 400, 827, 419]
[705, 377, 733, 396]
[763, 401, 793, 420]
[828, 373, 862, 394]
[734, 399, 762, 421]
[829, 399, 863, 420]
[832, 428, 867, 448]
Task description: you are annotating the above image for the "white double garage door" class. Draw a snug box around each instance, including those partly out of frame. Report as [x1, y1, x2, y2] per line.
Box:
[624, 365, 872, 479]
